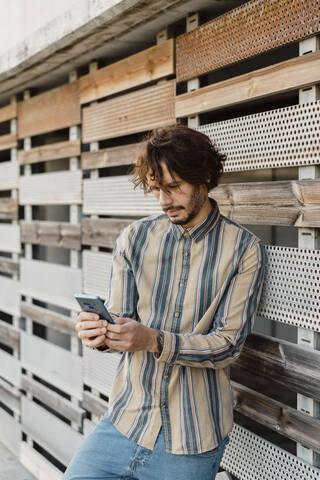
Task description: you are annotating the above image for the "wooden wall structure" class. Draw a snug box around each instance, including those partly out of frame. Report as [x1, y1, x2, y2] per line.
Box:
[0, 1, 319, 478]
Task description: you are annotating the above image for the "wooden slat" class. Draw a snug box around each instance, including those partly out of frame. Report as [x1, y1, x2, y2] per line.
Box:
[21, 375, 85, 425]
[232, 381, 320, 453]
[82, 218, 132, 248]
[0, 320, 19, 350]
[18, 139, 81, 165]
[0, 133, 17, 151]
[84, 348, 120, 397]
[0, 198, 18, 220]
[20, 442, 62, 480]
[83, 418, 96, 437]
[82, 390, 108, 418]
[83, 250, 112, 300]
[20, 259, 82, 311]
[0, 102, 17, 123]
[0, 349, 20, 386]
[232, 333, 320, 401]
[20, 170, 82, 205]
[83, 80, 175, 142]
[0, 161, 19, 190]
[82, 143, 140, 170]
[0, 224, 20, 253]
[80, 39, 174, 103]
[21, 332, 82, 399]
[0, 377, 20, 413]
[0, 276, 20, 316]
[21, 302, 76, 336]
[0, 256, 19, 275]
[18, 81, 80, 138]
[210, 178, 320, 226]
[176, 51, 320, 117]
[0, 407, 21, 455]
[20, 220, 81, 250]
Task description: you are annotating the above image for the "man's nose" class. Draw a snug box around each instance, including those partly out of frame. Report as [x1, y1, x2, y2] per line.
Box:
[159, 189, 172, 207]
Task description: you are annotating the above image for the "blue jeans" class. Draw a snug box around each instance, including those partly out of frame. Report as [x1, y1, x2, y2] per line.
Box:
[63, 414, 229, 480]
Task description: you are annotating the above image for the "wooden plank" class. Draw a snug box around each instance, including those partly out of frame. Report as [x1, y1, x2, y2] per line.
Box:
[0, 102, 17, 123]
[0, 276, 20, 316]
[82, 391, 108, 418]
[176, 51, 320, 117]
[21, 332, 82, 399]
[83, 418, 96, 437]
[19, 139, 81, 165]
[0, 349, 20, 386]
[0, 256, 19, 275]
[0, 407, 21, 455]
[82, 218, 132, 248]
[0, 133, 17, 151]
[82, 143, 140, 170]
[232, 333, 320, 401]
[21, 396, 83, 466]
[20, 220, 81, 250]
[232, 381, 320, 453]
[0, 161, 19, 190]
[18, 81, 80, 138]
[80, 39, 174, 103]
[83, 250, 112, 299]
[21, 302, 76, 336]
[20, 259, 82, 311]
[20, 442, 62, 480]
[0, 320, 19, 350]
[84, 348, 120, 397]
[21, 375, 85, 425]
[0, 377, 20, 413]
[0, 198, 18, 220]
[0, 223, 20, 253]
[82, 80, 176, 142]
[19, 170, 82, 205]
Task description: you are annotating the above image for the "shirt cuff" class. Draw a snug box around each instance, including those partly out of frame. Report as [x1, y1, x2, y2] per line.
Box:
[153, 331, 179, 364]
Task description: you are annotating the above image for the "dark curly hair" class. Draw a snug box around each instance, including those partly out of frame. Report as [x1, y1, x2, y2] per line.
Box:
[131, 125, 226, 193]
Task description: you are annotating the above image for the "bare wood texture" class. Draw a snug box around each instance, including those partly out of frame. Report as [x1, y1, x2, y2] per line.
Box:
[18, 81, 80, 138]
[0, 102, 17, 123]
[82, 143, 140, 170]
[21, 220, 81, 250]
[176, 0, 320, 82]
[82, 80, 175, 142]
[0, 377, 20, 413]
[233, 333, 320, 401]
[210, 178, 320, 227]
[80, 39, 174, 104]
[82, 391, 108, 418]
[0, 256, 19, 275]
[176, 51, 320, 117]
[19, 140, 81, 165]
[0, 198, 18, 220]
[21, 302, 76, 336]
[0, 133, 17, 151]
[21, 375, 85, 425]
[232, 381, 320, 453]
[0, 320, 19, 350]
[82, 218, 132, 248]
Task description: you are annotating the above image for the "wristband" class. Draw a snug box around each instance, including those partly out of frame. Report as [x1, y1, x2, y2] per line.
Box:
[157, 330, 164, 354]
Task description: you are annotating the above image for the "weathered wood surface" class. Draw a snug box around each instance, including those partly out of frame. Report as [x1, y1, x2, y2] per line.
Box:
[21, 302, 76, 336]
[0, 276, 20, 317]
[82, 143, 140, 170]
[82, 391, 108, 418]
[82, 80, 175, 142]
[80, 39, 174, 104]
[0, 256, 19, 275]
[0, 377, 20, 413]
[19, 139, 81, 165]
[21, 375, 85, 425]
[0, 223, 20, 253]
[0, 133, 17, 151]
[0, 320, 19, 350]
[0, 198, 18, 220]
[176, 51, 320, 117]
[0, 102, 17, 123]
[82, 218, 132, 248]
[20, 442, 62, 480]
[232, 381, 320, 453]
[211, 178, 320, 226]
[18, 81, 80, 138]
[0, 161, 19, 190]
[232, 333, 320, 401]
[21, 220, 81, 250]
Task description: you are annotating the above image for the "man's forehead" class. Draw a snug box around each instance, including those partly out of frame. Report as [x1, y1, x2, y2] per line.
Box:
[147, 162, 181, 185]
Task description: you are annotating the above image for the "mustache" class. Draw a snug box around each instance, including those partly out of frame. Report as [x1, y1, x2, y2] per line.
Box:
[163, 206, 184, 213]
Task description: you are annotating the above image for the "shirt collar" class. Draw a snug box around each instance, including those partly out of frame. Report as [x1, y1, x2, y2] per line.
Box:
[169, 198, 220, 243]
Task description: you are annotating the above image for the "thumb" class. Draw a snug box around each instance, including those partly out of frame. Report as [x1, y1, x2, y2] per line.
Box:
[114, 316, 131, 325]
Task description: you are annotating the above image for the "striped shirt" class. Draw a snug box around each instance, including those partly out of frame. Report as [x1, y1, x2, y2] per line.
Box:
[105, 198, 267, 455]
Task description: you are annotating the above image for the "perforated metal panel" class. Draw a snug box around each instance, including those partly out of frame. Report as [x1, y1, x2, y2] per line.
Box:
[83, 348, 121, 397]
[83, 250, 112, 300]
[258, 246, 320, 332]
[198, 101, 320, 172]
[222, 423, 320, 480]
[176, 0, 320, 82]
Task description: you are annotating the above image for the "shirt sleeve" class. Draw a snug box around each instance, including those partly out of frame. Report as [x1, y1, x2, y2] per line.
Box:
[154, 240, 267, 369]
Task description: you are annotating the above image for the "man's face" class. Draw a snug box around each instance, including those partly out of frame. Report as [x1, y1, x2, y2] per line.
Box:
[147, 161, 208, 228]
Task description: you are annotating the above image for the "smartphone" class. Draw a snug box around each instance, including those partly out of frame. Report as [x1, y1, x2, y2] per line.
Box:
[74, 294, 115, 324]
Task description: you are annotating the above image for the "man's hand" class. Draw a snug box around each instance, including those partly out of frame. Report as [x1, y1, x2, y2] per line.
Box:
[75, 312, 108, 349]
[106, 318, 159, 353]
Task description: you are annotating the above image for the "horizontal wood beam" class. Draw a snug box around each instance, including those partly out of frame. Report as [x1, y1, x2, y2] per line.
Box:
[0, 103, 17, 123]
[21, 302, 76, 336]
[0, 133, 17, 151]
[0, 199, 18, 220]
[21, 220, 81, 250]
[82, 218, 132, 248]
[82, 390, 108, 418]
[0, 256, 19, 276]
[176, 51, 320, 117]
[0, 377, 20, 413]
[18, 140, 81, 165]
[82, 143, 140, 170]
[0, 320, 19, 350]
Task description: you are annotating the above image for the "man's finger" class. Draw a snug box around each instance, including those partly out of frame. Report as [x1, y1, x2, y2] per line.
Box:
[76, 320, 108, 331]
[83, 335, 106, 348]
[77, 312, 100, 322]
[79, 327, 106, 339]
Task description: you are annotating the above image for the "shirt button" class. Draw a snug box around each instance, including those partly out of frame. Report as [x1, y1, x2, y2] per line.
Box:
[179, 281, 184, 287]
[184, 252, 189, 257]
[164, 373, 169, 379]
[175, 312, 180, 318]
[161, 403, 166, 409]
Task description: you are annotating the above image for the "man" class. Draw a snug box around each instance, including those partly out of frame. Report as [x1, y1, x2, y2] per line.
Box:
[64, 125, 266, 480]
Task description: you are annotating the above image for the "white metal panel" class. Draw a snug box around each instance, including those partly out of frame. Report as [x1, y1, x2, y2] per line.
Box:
[83, 250, 112, 300]
[20, 170, 82, 205]
[0, 223, 20, 253]
[0, 349, 20, 386]
[20, 442, 62, 480]
[0, 407, 21, 455]
[83, 348, 121, 397]
[83, 418, 96, 437]
[83, 176, 162, 216]
[0, 275, 20, 316]
[21, 332, 82, 399]
[20, 258, 81, 310]
[21, 396, 83, 466]
[0, 161, 19, 190]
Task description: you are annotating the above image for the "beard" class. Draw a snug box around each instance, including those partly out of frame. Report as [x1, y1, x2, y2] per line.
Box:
[164, 186, 207, 226]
